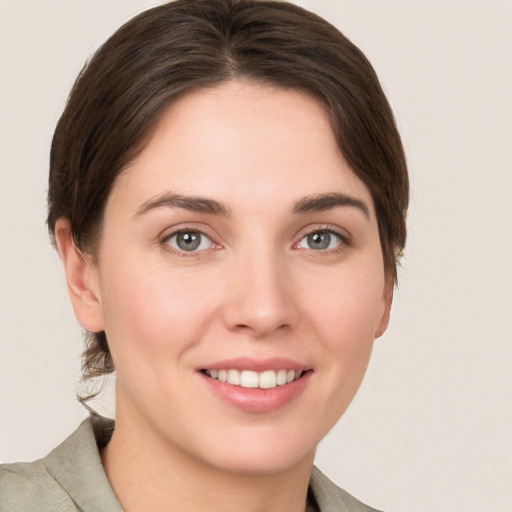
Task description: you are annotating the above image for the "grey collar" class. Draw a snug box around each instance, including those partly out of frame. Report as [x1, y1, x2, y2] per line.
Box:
[43, 415, 122, 512]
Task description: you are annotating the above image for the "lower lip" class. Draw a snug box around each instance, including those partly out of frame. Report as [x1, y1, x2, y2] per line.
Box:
[199, 371, 312, 413]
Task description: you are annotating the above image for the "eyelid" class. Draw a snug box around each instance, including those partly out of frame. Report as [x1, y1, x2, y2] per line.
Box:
[294, 224, 351, 241]
[159, 222, 218, 241]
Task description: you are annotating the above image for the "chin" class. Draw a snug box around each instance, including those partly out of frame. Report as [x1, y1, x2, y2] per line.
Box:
[185, 424, 320, 476]
[207, 446, 315, 476]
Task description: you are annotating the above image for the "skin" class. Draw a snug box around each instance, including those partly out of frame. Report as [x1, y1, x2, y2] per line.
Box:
[56, 80, 393, 512]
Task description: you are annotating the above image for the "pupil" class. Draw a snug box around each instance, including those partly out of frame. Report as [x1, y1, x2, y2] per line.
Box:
[178, 232, 200, 251]
[308, 231, 330, 250]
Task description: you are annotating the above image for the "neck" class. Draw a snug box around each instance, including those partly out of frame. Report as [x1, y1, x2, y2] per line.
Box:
[101, 404, 316, 512]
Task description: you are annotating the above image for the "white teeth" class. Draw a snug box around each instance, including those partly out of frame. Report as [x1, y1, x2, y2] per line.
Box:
[227, 369, 240, 385]
[276, 369, 287, 385]
[205, 368, 304, 389]
[240, 370, 259, 388]
[259, 370, 277, 389]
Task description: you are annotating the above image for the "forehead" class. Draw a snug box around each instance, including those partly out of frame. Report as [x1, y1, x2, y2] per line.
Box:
[111, 80, 375, 216]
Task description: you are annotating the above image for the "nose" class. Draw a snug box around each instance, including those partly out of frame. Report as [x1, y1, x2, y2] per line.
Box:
[222, 248, 298, 338]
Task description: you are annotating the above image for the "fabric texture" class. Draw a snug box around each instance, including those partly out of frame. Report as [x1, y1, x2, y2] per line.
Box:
[0, 416, 383, 512]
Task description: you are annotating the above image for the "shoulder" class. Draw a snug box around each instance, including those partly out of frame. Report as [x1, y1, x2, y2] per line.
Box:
[310, 466, 386, 512]
[0, 460, 77, 511]
[0, 415, 121, 512]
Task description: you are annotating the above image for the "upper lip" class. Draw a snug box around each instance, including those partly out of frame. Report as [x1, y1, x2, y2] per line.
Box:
[197, 357, 309, 373]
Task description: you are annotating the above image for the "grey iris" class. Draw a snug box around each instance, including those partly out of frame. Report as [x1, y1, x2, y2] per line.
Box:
[177, 231, 201, 251]
[308, 231, 331, 250]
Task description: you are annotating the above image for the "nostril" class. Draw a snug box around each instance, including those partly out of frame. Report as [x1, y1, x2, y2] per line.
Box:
[230, 321, 291, 336]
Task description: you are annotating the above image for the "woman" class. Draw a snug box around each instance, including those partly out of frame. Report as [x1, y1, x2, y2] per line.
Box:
[0, 0, 408, 510]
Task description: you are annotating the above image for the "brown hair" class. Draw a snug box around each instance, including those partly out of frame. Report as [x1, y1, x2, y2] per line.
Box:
[47, 0, 409, 388]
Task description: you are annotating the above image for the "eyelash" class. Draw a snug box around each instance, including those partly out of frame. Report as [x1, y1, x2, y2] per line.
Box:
[159, 225, 351, 258]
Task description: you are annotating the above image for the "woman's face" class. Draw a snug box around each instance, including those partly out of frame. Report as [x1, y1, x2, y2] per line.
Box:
[84, 80, 391, 474]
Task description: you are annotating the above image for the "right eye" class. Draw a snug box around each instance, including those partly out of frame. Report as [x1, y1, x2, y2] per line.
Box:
[164, 230, 213, 253]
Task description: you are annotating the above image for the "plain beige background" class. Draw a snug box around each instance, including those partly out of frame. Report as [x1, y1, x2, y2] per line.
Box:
[1, 1, 511, 511]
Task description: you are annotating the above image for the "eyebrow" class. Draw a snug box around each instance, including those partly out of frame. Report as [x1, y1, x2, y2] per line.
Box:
[135, 191, 370, 219]
[292, 192, 370, 219]
[135, 192, 231, 217]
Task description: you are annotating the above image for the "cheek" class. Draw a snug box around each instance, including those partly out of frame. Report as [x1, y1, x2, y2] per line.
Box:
[309, 264, 386, 345]
[97, 261, 222, 411]
[304, 261, 386, 405]
[99, 257, 222, 357]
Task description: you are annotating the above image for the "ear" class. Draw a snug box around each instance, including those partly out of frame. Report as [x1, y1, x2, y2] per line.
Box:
[375, 275, 394, 339]
[54, 218, 105, 333]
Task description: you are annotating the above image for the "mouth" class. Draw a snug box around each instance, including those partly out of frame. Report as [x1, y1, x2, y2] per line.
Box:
[200, 368, 304, 389]
[198, 358, 312, 412]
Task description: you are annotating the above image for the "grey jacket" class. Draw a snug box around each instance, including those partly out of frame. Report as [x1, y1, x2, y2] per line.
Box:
[0, 416, 383, 512]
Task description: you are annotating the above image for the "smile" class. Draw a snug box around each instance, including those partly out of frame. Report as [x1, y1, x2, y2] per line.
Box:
[199, 360, 312, 412]
[203, 369, 302, 389]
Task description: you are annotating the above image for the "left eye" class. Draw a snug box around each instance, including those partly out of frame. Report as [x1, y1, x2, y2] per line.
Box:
[297, 230, 342, 251]
[165, 230, 213, 252]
